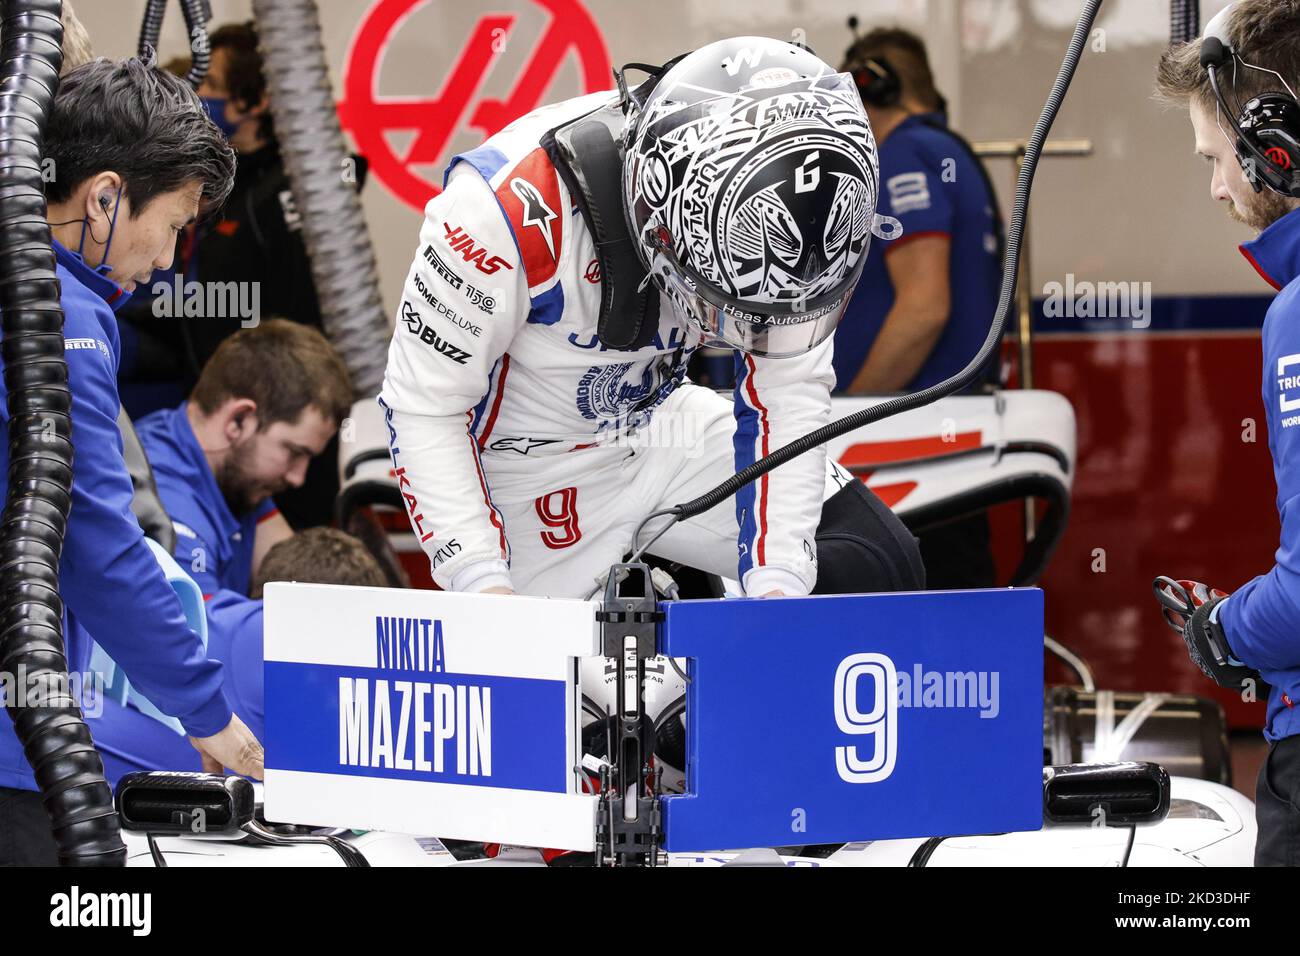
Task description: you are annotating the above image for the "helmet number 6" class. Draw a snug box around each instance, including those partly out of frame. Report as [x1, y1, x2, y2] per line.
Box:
[795, 151, 821, 193]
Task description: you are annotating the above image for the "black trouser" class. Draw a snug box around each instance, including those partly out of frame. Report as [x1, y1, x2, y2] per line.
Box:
[0, 786, 57, 866]
[1255, 733, 1300, 866]
[917, 513, 997, 590]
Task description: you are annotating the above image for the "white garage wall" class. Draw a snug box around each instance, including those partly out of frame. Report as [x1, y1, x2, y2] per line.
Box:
[67, 0, 1259, 322]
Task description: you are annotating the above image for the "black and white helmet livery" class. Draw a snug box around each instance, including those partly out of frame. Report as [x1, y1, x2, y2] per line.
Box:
[623, 37, 893, 358]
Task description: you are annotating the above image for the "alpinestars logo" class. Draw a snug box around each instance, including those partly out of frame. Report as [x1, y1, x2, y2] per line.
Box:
[509, 177, 558, 260]
[402, 301, 472, 365]
[489, 436, 562, 455]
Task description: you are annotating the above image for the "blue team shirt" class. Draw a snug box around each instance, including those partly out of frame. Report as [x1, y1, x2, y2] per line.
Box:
[85, 404, 273, 774]
[1220, 208, 1300, 741]
[133, 402, 277, 598]
[0, 243, 232, 791]
[832, 113, 1002, 392]
[88, 594, 265, 786]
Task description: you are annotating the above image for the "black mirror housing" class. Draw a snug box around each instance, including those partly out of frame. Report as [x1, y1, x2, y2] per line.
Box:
[115, 772, 255, 836]
[1042, 762, 1171, 827]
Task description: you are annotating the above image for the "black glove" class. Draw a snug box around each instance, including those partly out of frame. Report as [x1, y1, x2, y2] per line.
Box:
[1153, 577, 1264, 692]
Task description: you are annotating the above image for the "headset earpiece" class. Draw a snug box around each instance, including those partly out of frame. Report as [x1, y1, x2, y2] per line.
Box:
[850, 56, 902, 109]
[1236, 92, 1300, 194]
[98, 194, 112, 211]
[1200, 18, 1300, 199]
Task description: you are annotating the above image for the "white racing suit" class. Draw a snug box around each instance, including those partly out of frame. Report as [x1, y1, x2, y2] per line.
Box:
[379, 92, 856, 599]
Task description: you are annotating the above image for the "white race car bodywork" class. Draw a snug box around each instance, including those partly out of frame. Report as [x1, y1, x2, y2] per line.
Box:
[338, 390, 1077, 580]
[120, 775, 1254, 867]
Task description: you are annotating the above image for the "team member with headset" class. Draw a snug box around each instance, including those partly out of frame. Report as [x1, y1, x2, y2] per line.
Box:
[834, 26, 1004, 397]
[1154, 0, 1300, 866]
[0, 58, 263, 866]
[836, 26, 1004, 589]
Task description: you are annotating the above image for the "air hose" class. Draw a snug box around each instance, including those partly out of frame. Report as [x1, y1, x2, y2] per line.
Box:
[251, 0, 391, 399]
[1171, 0, 1201, 47]
[0, 0, 125, 865]
[137, 0, 213, 88]
[632, 0, 1106, 557]
[137, 0, 164, 60]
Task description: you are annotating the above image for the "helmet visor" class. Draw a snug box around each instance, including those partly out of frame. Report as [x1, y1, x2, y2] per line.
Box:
[659, 262, 857, 358]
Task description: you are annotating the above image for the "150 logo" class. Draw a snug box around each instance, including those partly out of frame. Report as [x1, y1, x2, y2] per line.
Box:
[834, 653, 897, 784]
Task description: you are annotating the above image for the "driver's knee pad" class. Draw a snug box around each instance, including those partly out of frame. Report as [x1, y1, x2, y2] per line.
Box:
[812, 480, 925, 595]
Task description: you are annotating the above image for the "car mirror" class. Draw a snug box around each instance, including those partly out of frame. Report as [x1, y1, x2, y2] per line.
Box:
[1042, 761, 1171, 827]
[115, 771, 255, 836]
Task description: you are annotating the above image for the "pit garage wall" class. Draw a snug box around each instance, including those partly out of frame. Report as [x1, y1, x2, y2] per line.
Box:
[84, 0, 1271, 726]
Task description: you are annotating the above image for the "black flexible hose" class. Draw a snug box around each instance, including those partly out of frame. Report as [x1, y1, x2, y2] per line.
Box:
[251, 0, 391, 398]
[1170, 0, 1200, 47]
[0, 0, 126, 865]
[137, 0, 165, 60]
[635, 0, 1105, 549]
[138, 0, 212, 88]
[180, 0, 212, 89]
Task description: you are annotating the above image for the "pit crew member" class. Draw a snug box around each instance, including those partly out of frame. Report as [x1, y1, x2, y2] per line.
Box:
[1155, 0, 1300, 866]
[136, 319, 350, 600]
[0, 58, 261, 865]
[835, 27, 1004, 590]
[88, 321, 349, 759]
[87, 528, 387, 785]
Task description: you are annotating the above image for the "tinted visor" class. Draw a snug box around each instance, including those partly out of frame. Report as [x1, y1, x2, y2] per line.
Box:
[659, 262, 858, 358]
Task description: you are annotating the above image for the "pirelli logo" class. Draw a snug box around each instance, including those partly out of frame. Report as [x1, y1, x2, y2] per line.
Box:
[423, 244, 463, 290]
[65, 337, 111, 361]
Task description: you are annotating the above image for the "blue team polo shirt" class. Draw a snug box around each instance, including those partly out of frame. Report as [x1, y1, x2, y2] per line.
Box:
[833, 112, 1002, 392]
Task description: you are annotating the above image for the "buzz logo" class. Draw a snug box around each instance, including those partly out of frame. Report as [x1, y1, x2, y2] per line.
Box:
[401, 301, 472, 365]
[834, 653, 898, 784]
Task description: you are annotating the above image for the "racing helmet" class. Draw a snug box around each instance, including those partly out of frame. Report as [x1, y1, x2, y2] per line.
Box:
[622, 37, 893, 358]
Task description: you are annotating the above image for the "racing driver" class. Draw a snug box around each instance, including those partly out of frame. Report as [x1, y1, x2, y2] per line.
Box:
[380, 37, 925, 599]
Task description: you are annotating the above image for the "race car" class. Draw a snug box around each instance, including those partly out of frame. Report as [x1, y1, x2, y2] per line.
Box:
[105, 569, 1256, 868]
[112, 751, 1255, 868]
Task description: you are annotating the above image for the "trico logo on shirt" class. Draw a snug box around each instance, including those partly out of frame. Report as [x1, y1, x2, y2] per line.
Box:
[443, 223, 514, 275]
[886, 171, 931, 214]
[401, 301, 472, 365]
[1278, 353, 1300, 422]
[488, 436, 562, 455]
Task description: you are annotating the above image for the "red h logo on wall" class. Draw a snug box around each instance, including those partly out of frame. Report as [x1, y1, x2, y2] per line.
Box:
[339, 0, 612, 211]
